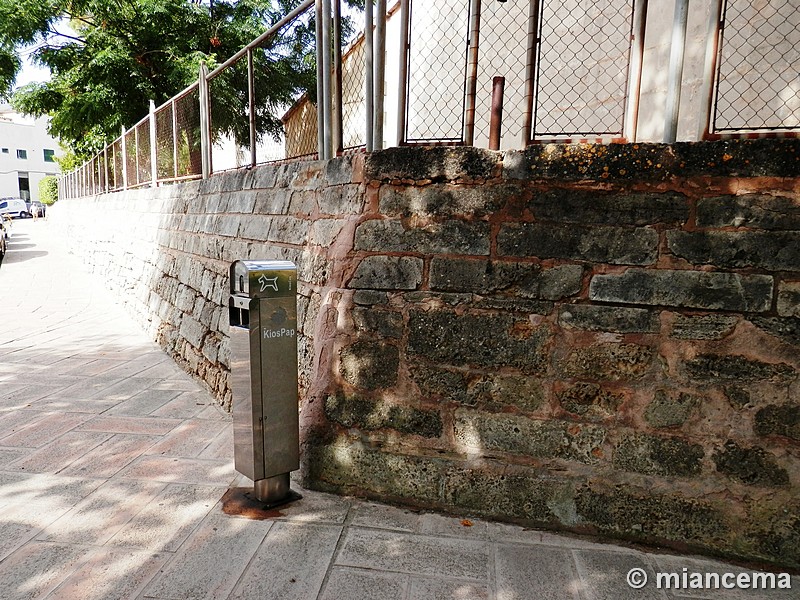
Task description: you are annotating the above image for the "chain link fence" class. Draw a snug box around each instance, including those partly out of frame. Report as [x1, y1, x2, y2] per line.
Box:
[711, 0, 800, 135]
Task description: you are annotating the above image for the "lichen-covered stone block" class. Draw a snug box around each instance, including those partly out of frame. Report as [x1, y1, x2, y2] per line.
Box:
[430, 258, 582, 300]
[684, 355, 794, 383]
[364, 146, 499, 181]
[355, 219, 490, 255]
[644, 390, 698, 428]
[754, 405, 800, 441]
[352, 307, 404, 338]
[613, 432, 704, 476]
[339, 340, 399, 389]
[557, 343, 653, 381]
[778, 282, 800, 318]
[669, 314, 738, 340]
[379, 183, 515, 217]
[324, 391, 442, 438]
[590, 269, 773, 312]
[529, 189, 689, 225]
[696, 194, 800, 229]
[558, 383, 623, 421]
[349, 256, 423, 290]
[466, 374, 546, 412]
[559, 305, 659, 333]
[408, 310, 551, 373]
[667, 231, 800, 272]
[454, 410, 605, 464]
[713, 440, 789, 487]
[498, 223, 658, 265]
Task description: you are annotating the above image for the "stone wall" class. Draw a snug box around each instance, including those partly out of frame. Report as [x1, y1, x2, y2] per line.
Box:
[53, 140, 800, 568]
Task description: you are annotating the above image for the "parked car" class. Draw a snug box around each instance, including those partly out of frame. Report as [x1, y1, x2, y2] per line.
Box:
[27, 200, 46, 218]
[0, 198, 30, 219]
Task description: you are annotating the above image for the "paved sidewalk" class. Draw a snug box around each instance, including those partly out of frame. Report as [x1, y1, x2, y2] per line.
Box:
[0, 218, 795, 600]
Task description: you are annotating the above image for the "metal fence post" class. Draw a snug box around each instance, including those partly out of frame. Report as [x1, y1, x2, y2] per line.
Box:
[121, 125, 128, 190]
[396, 0, 410, 146]
[464, 0, 482, 146]
[334, 0, 344, 154]
[150, 100, 158, 186]
[523, 0, 539, 145]
[624, 0, 647, 143]
[248, 48, 257, 167]
[321, 0, 333, 160]
[374, 0, 387, 150]
[199, 62, 211, 178]
[316, 0, 325, 158]
[698, 0, 724, 140]
[664, 0, 689, 143]
[365, 0, 374, 152]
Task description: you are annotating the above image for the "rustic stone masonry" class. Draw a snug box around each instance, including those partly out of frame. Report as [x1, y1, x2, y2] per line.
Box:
[54, 140, 800, 568]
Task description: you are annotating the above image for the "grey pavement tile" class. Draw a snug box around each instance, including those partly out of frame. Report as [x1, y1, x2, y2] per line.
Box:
[0, 502, 75, 562]
[336, 527, 490, 580]
[37, 478, 166, 545]
[85, 377, 167, 401]
[142, 510, 273, 600]
[58, 357, 127, 377]
[33, 396, 121, 414]
[0, 408, 52, 435]
[495, 545, 583, 600]
[0, 472, 106, 512]
[418, 512, 490, 540]
[348, 501, 422, 532]
[0, 447, 28, 467]
[197, 422, 233, 460]
[117, 455, 235, 486]
[273, 487, 353, 524]
[47, 547, 170, 600]
[573, 549, 668, 600]
[0, 542, 91, 600]
[7, 431, 114, 474]
[319, 567, 408, 600]
[654, 555, 798, 599]
[230, 522, 343, 600]
[0, 412, 92, 448]
[77, 415, 181, 435]
[58, 433, 161, 478]
[409, 576, 491, 600]
[107, 483, 224, 552]
[149, 391, 212, 419]
[486, 522, 632, 552]
[147, 419, 231, 458]
[103, 388, 183, 417]
[151, 378, 206, 392]
[97, 353, 174, 381]
[195, 403, 231, 421]
[134, 360, 191, 380]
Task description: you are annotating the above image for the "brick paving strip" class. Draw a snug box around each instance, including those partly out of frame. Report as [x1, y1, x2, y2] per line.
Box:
[0, 219, 794, 599]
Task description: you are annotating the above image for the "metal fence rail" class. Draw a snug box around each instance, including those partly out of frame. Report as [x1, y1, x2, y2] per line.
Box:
[59, 0, 800, 201]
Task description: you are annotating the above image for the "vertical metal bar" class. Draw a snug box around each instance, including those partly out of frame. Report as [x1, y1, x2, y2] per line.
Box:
[624, 0, 647, 142]
[150, 100, 158, 187]
[103, 146, 109, 193]
[664, 0, 689, 143]
[322, 0, 333, 159]
[396, 0, 410, 146]
[316, 0, 325, 158]
[135, 126, 141, 186]
[248, 48, 257, 167]
[333, 0, 344, 154]
[489, 76, 505, 150]
[523, 0, 540, 146]
[698, 0, 724, 140]
[374, 0, 387, 150]
[121, 125, 128, 190]
[464, 0, 482, 146]
[365, 0, 374, 152]
[199, 62, 212, 177]
[172, 100, 179, 178]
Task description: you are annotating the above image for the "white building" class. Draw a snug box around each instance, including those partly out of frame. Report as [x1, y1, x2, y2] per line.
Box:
[0, 103, 61, 202]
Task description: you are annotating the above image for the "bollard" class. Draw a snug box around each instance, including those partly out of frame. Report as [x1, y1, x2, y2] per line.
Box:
[228, 260, 301, 506]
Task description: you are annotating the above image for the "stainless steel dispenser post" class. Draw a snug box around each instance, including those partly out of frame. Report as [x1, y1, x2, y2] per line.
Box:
[229, 260, 300, 506]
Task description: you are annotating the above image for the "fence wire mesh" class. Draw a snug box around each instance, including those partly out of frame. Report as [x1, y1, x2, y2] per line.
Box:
[713, 0, 800, 133]
[340, 32, 367, 151]
[473, 0, 531, 149]
[533, 0, 634, 140]
[174, 86, 202, 178]
[405, 0, 470, 143]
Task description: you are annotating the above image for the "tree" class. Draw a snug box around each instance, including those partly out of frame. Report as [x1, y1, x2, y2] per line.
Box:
[0, 0, 353, 158]
[38, 175, 58, 205]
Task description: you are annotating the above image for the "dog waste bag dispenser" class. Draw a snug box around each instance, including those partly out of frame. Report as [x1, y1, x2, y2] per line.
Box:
[229, 260, 299, 505]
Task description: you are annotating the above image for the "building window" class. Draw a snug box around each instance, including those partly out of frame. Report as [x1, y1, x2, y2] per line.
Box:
[43, 149, 55, 162]
[16, 149, 27, 159]
[1, 148, 8, 154]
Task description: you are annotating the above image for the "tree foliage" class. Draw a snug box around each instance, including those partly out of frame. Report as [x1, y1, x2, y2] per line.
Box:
[0, 0, 351, 158]
[38, 175, 59, 205]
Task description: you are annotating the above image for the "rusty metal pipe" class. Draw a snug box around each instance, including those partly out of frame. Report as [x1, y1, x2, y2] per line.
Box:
[489, 76, 505, 150]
